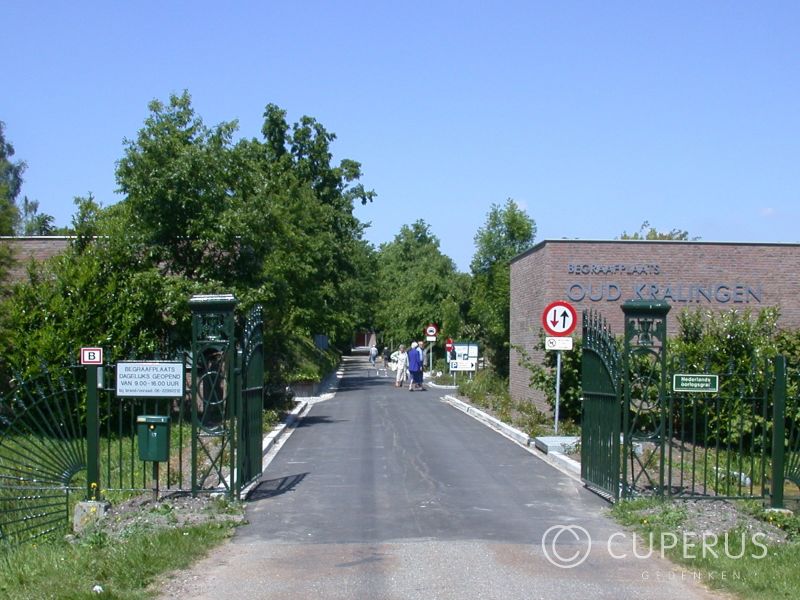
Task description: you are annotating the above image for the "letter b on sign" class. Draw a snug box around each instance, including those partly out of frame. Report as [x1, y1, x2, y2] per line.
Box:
[81, 347, 103, 365]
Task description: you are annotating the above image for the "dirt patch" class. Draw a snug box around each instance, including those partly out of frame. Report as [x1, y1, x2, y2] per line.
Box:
[79, 492, 246, 541]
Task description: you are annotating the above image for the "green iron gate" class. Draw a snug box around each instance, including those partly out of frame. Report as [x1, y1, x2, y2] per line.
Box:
[189, 294, 264, 497]
[0, 294, 266, 546]
[580, 309, 623, 500]
[581, 300, 800, 507]
[235, 304, 265, 496]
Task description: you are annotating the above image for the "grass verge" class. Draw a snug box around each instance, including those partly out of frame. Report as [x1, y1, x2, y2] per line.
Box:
[610, 497, 800, 599]
[0, 505, 240, 599]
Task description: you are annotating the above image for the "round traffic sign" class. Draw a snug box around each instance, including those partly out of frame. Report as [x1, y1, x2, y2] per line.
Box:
[445, 338, 454, 351]
[541, 301, 577, 336]
[425, 323, 439, 337]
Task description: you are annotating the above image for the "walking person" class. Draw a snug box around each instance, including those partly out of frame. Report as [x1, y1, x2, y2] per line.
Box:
[407, 342, 422, 391]
[393, 344, 408, 388]
[416, 340, 427, 391]
[369, 344, 378, 368]
[382, 346, 391, 369]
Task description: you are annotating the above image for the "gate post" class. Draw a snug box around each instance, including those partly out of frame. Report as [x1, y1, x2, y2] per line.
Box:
[85, 365, 100, 500]
[189, 294, 238, 497]
[771, 355, 787, 509]
[621, 300, 670, 499]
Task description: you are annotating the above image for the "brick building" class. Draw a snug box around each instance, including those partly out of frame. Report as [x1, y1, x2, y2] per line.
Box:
[1, 236, 72, 283]
[510, 239, 800, 412]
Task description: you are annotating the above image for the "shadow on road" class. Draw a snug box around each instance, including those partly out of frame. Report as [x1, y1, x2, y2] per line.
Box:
[246, 473, 308, 501]
[296, 415, 348, 427]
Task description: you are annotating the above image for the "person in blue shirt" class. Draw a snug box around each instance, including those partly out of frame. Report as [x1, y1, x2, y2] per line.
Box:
[407, 342, 423, 391]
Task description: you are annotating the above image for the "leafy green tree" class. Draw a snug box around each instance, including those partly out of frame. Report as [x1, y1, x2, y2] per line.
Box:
[115, 92, 242, 283]
[17, 196, 56, 235]
[3, 94, 378, 390]
[469, 199, 536, 377]
[0, 121, 24, 235]
[254, 104, 376, 348]
[618, 221, 697, 240]
[374, 220, 463, 346]
[3, 196, 201, 381]
[1, 121, 25, 284]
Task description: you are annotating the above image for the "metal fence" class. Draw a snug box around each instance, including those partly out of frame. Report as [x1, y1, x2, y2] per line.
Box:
[582, 301, 800, 507]
[0, 297, 269, 547]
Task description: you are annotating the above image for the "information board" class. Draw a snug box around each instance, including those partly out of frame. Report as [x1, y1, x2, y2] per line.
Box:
[116, 362, 185, 398]
[449, 341, 479, 372]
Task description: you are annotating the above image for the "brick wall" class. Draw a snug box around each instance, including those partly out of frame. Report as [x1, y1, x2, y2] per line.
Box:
[510, 240, 800, 413]
[1, 237, 72, 283]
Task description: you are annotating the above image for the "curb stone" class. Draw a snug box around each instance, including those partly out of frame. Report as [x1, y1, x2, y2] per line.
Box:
[441, 394, 582, 481]
[241, 364, 344, 498]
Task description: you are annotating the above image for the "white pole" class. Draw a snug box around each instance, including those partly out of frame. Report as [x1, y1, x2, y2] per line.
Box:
[554, 351, 562, 435]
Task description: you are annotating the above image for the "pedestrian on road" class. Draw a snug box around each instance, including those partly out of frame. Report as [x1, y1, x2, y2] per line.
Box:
[394, 344, 408, 388]
[407, 342, 422, 391]
[369, 344, 378, 367]
[416, 341, 427, 391]
[382, 346, 391, 368]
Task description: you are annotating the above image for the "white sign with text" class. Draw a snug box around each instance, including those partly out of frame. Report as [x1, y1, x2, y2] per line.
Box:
[116, 362, 185, 398]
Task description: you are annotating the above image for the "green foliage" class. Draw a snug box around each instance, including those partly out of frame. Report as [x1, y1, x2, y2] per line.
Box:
[671, 307, 781, 445]
[373, 220, 464, 345]
[516, 332, 585, 424]
[457, 370, 551, 437]
[0, 121, 24, 237]
[17, 196, 55, 235]
[468, 199, 536, 377]
[0, 121, 25, 301]
[618, 220, 697, 240]
[3, 93, 376, 388]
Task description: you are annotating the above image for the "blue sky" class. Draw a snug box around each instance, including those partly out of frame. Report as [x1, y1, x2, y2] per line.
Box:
[4, 1, 798, 272]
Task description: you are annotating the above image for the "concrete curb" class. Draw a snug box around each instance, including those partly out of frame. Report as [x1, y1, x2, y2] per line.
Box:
[427, 381, 458, 391]
[263, 362, 345, 457]
[441, 394, 582, 481]
[261, 399, 309, 457]
[241, 364, 344, 498]
[443, 395, 531, 447]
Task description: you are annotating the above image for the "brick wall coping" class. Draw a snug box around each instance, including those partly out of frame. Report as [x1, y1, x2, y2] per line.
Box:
[511, 238, 800, 266]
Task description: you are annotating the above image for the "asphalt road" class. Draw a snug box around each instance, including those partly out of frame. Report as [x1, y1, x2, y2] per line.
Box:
[158, 356, 726, 600]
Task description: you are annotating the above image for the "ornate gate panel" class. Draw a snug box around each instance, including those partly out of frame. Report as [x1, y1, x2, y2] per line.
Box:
[621, 300, 671, 498]
[236, 305, 264, 495]
[189, 294, 238, 496]
[0, 369, 85, 545]
[580, 310, 622, 500]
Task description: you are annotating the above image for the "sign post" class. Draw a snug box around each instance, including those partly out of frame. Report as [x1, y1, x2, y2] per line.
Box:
[424, 324, 438, 372]
[445, 338, 454, 383]
[541, 301, 577, 435]
[81, 347, 103, 500]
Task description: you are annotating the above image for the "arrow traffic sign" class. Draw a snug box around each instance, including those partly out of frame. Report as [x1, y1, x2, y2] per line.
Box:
[541, 301, 577, 337]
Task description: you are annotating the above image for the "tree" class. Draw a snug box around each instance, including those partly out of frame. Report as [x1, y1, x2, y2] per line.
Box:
[3, 94, 379, 389]
[0, 121, 24, 235]
[115, 91, 241, 282]
[1, 121, 25, 284]
[469, 199, 536, 377]
[618, 221, 697, 241]
[374, 220, 464, 346]
[17, 197, 56, 235]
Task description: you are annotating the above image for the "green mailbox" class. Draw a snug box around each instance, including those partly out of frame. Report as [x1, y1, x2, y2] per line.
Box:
[137, 415, 170, 462]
